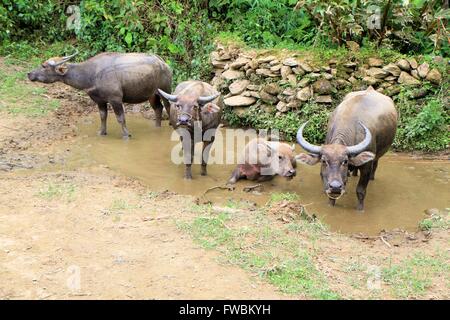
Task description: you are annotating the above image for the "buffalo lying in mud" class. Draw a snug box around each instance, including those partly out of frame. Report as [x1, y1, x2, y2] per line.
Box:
[158, 81, 221, 179]
[227, 138, 297, 185]
[296, 87, 398, 211]
[28, 52, 172, 138]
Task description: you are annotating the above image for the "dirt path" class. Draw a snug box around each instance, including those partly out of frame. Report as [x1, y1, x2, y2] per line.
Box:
[0, 170, 290, 299]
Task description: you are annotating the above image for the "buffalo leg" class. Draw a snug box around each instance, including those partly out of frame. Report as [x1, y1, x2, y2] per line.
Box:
[201, 136, 215, 176]
[370, 160, 378, 180]
[180, 135, 194, 180]
[227, 167, 241, 184]
[356, 163, 372, 211]
[98, 102, 108, 135]
[111, 101, 130, 139]
[149, 95, 164, 127]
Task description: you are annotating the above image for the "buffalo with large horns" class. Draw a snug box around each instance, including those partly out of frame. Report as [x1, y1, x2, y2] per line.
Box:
[28, 51, 172, 138]
[158, 81, 221, 179]
[296, 87, 398, 210]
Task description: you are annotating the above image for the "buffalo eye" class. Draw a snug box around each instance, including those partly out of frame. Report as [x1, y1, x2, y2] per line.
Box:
[342, 159, 348, 165]
[175, 104, 181, 110]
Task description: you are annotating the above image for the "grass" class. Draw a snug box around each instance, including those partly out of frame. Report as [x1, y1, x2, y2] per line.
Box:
[419, 209, 449, 231]
[382, 252, 449, 298]
[0, 65, 60, 117]
[37, 182, 76, 202]
[178, 202, 340, 299]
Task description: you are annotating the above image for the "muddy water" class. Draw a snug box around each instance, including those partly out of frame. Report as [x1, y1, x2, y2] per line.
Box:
[65, 115, 449, 235]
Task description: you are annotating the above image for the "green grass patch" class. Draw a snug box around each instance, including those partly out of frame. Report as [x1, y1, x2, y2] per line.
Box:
[37, 182, 76, 202]
[382, 252, 450, 298]
[179, 203, 340, 299]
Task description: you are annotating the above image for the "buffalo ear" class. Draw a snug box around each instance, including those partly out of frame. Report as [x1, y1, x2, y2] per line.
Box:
[55, 64, 68, 75]
[201, 103, 220, 114]
[295, 153, 320, 165]
[349, 151, 375, 166]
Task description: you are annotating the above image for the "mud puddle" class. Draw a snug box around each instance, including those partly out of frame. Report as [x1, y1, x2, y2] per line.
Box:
[54, 115, 449, 235]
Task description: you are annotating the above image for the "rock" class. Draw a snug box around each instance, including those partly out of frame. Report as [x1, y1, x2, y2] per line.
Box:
[222, 69, 244, 80]
[384, 76, 397, 81]
[247, 84, 261, 91]
[368, 57, 383, 67]
[242, 90, 260, 99]
[396, 59, 411, 71]
[312, 79, 333, 95]
[282, 88, 296, 96]
[217, 52, 231, 61]
[367, 67, 389, 79]
[328, 58, 338, 66]
[229, 80, 250, 95]
[417, 63, 430, 78]
[425, 208, 440, 216]
[283, 58, 298, 67]
[362, 76, 380, 86]
[323, 73, 333, 80]
[385, 86, 401, 96]
[411, 70, 420, 79]
[408, 58, 418, 69]
[298, 78, 311, 88]
[315, 95, 332, 103]
[263, 83, 282, 95]
[292, 67, 305, 76]
[426, 69, 442, 84]
[281, 66, 293, 79]
[248, 59, 259, 70]
[296, 87, 312, 101]
[276, 101, 288, 112]
[309, 72, 321, 79]
[245, 69, 255, 77]
[343, 62, 358, 69]
[224, 95, 256, 107]
[269, 59, 280, 66]
[260, 90, 279, 104]
[410, 88, 428, 99]
[321, 65, 331, 72]
[398, 71, 421, 86]
[256, 68, 277, 77]
[211, 60, 227, 68]
[335, 79, 351, 89]
[432, 56, 444, 64]
[230, 57, 251, 69]
[348, 76, 357, 84]
[346, 41, 360, 52]
[382, 63, 401, 77]
[298, 62, 313, 73]
[287, 74, 297, 86]
[234, 107, 248, 116]
[257, 55, 277, 63]
[270, 64, 282, 72]
[286, 101, 300, 110]
[211, 76, 225, 89]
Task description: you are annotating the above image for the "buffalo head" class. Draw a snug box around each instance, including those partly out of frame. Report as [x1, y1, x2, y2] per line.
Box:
[157, 89, 220, 127]
[28, 51, 78, 83]
[295, 121, 375, 199]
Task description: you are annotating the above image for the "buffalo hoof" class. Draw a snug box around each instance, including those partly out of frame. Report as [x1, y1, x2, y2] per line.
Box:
[184, 175, 192, 180]
[98, 131, 107, 136]
[201, 167, 207, 176]
[357, 204, 364, 211]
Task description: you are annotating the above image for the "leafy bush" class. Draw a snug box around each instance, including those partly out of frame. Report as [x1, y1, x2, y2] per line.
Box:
[394, 91, 449, 152]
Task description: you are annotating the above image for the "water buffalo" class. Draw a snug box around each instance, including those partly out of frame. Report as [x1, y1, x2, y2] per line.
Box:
[28, 52, 172, 138]
[227, 138, 297, 184]
[296, 87, 398, 210]
[158, 81, 221, 179]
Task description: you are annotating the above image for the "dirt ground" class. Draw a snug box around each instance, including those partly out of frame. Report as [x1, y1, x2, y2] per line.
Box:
[0, 61, 448, 300]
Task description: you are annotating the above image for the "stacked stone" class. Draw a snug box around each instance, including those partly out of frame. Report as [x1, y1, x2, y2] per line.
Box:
[210, 46, 443, 115]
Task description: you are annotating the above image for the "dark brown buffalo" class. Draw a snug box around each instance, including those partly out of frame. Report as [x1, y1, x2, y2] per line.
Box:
[28, 52, 172, 138]
[296, 87, 398, 210]
[227, 138, 297, 184]
[158, 81, 221, 179]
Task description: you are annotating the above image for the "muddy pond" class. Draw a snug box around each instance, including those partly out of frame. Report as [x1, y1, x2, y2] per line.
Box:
[54, 115, 449, 235]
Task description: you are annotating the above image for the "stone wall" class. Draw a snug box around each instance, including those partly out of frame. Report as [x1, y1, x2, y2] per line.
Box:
[210, 44, 444, 116]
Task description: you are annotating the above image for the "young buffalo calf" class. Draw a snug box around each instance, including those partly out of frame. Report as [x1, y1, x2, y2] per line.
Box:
[227, 138, 297, 185]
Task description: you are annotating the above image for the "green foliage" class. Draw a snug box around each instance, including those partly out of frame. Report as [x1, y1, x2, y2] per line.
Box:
[394, 88, 449, 152]
[223, 102, 330, 143]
